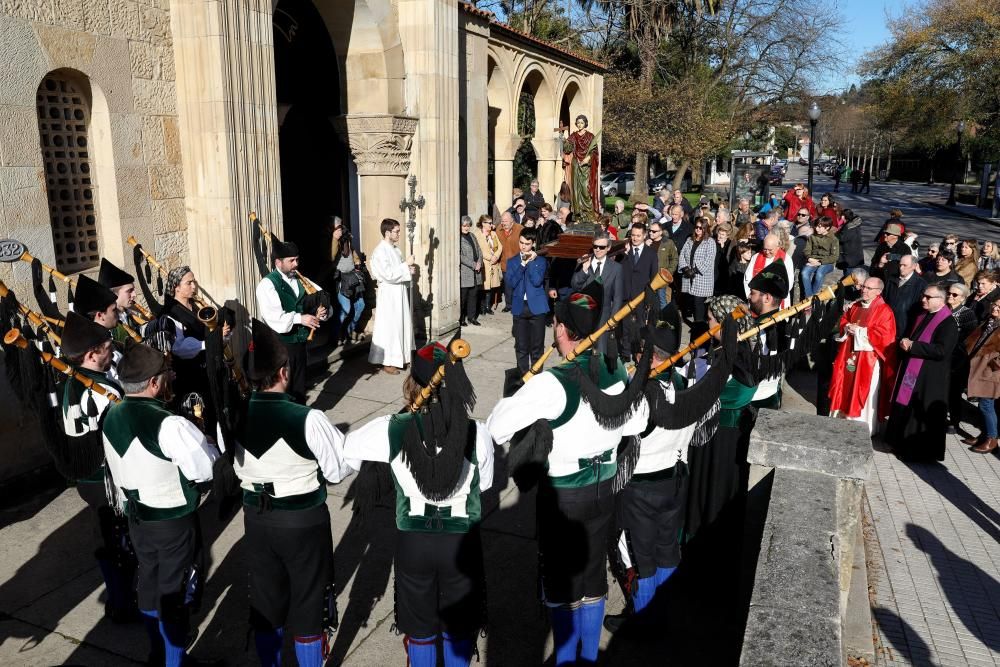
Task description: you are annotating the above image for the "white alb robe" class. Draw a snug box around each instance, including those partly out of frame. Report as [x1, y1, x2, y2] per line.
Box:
[368, 240, 414, 367]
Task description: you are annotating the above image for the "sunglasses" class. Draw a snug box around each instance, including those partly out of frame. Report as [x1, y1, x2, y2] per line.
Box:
[592, 244, 608, 250]
[694, 226, 704, 230]
[797, 213, 809, 217]
[921, 294, 943, 300]
[948, 292, 962, 297]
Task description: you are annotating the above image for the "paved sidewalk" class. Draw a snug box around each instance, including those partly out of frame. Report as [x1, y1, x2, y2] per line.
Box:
[867, 432, 1000, 666]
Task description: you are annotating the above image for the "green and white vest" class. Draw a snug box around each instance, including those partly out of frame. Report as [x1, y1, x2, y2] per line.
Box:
[102, 397, 200, 520]
[265, 270, 310, 344]
[387, 412, 482, 534]
[545, 355, 630, 489]
[61, 367, 122, 484]
[634, 371, 694, 477]
[234, 392, 326, 511]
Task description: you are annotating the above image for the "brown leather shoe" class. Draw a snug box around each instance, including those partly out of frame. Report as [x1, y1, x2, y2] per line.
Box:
[962, 434, 985, 446]
[382, 365, 400, 375]
[972, 437, 998, 454]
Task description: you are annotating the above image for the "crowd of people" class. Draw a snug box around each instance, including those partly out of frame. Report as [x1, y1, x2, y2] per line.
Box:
[7, 167, 1000, 667]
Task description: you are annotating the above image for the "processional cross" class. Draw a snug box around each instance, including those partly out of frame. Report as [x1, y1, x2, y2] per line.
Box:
[399, 175, 426, 324]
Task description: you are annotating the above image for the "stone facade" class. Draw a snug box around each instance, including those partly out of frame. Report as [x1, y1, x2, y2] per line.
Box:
[0, 0, 603, 479]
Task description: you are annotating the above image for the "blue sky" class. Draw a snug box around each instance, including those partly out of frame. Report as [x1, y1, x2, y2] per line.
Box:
[826, 0, 908, 90]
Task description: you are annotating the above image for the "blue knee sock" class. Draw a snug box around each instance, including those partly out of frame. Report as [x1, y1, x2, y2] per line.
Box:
[293, 635, 324, 667]
[140, 609, 163, 657]
[158, 620, 187, 667]
[405, 634, 437, 667]
[442, 632, 473, 667]
[550, 606, 580, 666]
[577, 598, 606, 664]
[633, 575, 657, 614]
[654, 566, 677, 588]
[254, 627, 283, 667]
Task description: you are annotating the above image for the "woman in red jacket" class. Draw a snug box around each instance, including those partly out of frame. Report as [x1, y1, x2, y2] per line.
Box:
[816, 193, 837, 226]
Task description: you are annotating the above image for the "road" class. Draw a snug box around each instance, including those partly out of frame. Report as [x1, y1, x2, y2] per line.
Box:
[783, 163, 999, 253]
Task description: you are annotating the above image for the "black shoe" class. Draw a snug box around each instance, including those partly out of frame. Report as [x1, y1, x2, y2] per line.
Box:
[469, 319, 481, 326]
[603, 612, 629, 633]
[502, 306, 511, 313]
[459, 319, 467, 326]
[483, 307, 494, 315]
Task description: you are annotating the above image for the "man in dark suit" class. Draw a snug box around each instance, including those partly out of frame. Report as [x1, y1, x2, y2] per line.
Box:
[570, 231, 623, 354]
[883, 254, 926, 341]
[664, 204, 693, 253]
[620, 222, 659, 359]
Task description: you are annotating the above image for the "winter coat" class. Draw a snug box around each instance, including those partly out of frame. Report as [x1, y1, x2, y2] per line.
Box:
[804, 233, 840, 266]
[678, 238, 717, 297]
[459, 232, 483, 288]
[475, 229, 503, 290]
[966, 322, 1000, 399]
[956, 257, 978, 287]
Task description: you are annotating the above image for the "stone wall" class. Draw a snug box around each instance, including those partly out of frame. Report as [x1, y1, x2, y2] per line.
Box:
[740, 409, 874, 666]
[0, 1, 185, 480]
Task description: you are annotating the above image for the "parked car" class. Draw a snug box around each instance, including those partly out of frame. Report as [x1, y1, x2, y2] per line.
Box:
[601, 171, 635, 197]
[772, 159, 788, 176]
[648, 170, 691, 194]
[769, 165, 784, 186]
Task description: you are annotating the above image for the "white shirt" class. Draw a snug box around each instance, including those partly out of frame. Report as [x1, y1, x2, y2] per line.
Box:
[256, 272, 303, 335]
[159, 415, 220, 483]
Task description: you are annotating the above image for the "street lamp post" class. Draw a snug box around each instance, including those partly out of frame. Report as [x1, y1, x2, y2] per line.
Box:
[807, 102, 821, 193]
[946, 120, 966, 207]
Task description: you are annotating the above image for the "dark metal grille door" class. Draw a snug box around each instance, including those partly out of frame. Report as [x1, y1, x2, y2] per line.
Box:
[36, 74, 99, 272]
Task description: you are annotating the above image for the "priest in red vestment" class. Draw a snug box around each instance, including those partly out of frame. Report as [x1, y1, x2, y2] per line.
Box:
[829, 276, 897, 433]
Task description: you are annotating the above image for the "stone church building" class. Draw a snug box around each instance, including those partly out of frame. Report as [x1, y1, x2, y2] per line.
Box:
[0, 0, 603, 328]
[0, 0, 603, 479]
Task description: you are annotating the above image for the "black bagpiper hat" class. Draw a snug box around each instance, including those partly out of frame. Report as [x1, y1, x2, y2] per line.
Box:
[271, 239, 300, 261]
[554, 280, 603, 340]
[97, 258, 134, 290]
[61, 310, 112, 359]
[642, 302, 681, 355]
[246, 318, 289, 382]
[411, 342, 448, 388]
[74, 274, 117, 317]
[117, 342, 169, 384]
[748, 260, 790, 300]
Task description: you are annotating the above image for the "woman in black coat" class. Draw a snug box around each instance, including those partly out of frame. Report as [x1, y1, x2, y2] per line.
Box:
[836, 209, 864, 269]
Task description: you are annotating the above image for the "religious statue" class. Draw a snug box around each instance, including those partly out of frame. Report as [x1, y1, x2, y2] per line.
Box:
[561, 114, 601, 221]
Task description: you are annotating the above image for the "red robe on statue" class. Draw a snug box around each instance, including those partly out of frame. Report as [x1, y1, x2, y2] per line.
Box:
[828, 295, 897, 420]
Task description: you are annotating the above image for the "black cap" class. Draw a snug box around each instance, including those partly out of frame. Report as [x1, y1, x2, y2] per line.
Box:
[553, 280, 603, 339]
[411, 342, 448, 387]
[246, 318, 289, 382]
[271, 239, 299, 260]
[97, 259, 134, 290]
[74, 274, 117, 316]
[118, 342, 169, 384]
[643, 302, 681, 355]
[61, 310, 112, 359]
[748, 260, 790, 300]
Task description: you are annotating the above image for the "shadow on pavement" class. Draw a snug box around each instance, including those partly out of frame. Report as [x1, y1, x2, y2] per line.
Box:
[872, 604, 934, 664]
[906, 461, 1000, 544]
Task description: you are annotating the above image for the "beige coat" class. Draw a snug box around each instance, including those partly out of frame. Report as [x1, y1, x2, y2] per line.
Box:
[475, 229, 503, 290]
[966, 324, 1000, 398]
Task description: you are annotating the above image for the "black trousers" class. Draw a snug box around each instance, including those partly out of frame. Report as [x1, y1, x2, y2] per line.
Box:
[394, 529, 484, 637]
[460, 286, 480, 323]
[537, 479, 616, 605]
[512, 308, 546, 374]
[618, 472, 686, 577]
[244, 503, 335, 636]
[284, 340, 307, 403]
[128, 513, 202, 622]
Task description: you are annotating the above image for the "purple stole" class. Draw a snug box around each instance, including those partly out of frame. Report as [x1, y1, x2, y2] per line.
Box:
[895, 307, 952, 407]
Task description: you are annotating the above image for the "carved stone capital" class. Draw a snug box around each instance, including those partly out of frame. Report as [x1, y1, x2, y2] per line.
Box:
[333, 114, 419, 176]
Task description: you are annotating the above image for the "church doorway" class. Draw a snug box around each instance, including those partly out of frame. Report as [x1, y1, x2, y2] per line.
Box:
[273, 0, 349, 277]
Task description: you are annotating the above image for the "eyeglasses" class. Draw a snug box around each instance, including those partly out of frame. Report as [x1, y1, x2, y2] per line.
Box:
[921, 294, 943, 300]
[592, 244, 608, 250]
[948, 292, 962, 297]
[797, 213, 809, 218]
[861, 286, 881, 291]
[694, 226, 704, 230]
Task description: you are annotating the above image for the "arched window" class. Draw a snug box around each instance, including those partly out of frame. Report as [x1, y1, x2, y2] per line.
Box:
[36, 71, 99, 273]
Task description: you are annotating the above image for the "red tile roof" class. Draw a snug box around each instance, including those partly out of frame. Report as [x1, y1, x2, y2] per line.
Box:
[460, 2, 606, 72]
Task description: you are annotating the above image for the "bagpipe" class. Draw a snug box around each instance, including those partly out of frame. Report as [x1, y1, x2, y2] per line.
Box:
[0, 281, 109, 480]
[250, 211, 330, 342]
[9, 246, 145, 343]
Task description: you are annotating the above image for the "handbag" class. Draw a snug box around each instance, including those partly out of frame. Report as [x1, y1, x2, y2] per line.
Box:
[340, 269, 364, 297]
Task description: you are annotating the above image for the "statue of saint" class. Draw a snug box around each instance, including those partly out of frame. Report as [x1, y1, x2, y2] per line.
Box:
[562, 115, 601, 221]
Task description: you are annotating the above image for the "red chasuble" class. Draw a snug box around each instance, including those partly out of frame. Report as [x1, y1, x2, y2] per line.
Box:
[828, 296, 897, 418]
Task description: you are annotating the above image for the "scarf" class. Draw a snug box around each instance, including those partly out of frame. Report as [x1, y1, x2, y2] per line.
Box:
[753, 248, 785, 276]
[895, 307, 952, 406]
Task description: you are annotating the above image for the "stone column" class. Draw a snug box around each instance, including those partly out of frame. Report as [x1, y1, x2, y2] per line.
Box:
[170, 0, 282, 310]
[333, 114, 417, 260]
[493, 159, 514, 212]
[399, 0, 462, 339]
[533, 135, 562, 208]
